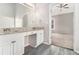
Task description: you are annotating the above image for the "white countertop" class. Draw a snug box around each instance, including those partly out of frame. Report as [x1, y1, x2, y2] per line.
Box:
[0, 27, 44, 35]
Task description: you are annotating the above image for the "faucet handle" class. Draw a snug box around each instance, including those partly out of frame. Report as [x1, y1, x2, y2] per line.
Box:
[11, 41, 16, 43]
[3, 28, 11, 32]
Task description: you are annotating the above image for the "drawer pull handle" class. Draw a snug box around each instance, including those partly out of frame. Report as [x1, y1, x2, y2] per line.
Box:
[11, 41, 16, 43]
[11, 41, 16, 55]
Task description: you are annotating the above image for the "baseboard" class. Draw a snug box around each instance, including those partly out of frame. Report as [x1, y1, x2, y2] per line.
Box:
[74, 49, 79, 54]
[43, 42, 51, 45]
[24, 44, 29, 47]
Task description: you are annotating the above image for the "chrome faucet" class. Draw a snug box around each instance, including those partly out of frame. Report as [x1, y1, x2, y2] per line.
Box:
[3, 28, 11, 32]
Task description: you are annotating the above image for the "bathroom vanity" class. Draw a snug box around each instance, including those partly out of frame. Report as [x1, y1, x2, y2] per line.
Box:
[0, 28, 44, 55]
[0, 3, 45, 55]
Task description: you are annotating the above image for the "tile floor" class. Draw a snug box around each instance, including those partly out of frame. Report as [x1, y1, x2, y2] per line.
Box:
[24, 44, 77, 55]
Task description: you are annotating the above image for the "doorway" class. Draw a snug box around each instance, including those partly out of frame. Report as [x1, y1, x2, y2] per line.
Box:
[51, 13, 73, 49]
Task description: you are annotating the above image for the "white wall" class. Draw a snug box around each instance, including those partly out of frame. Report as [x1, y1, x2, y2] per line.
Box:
[74, 4, 79, 53]
[33, 3, 50, 44]
[49, 3, 58, 44]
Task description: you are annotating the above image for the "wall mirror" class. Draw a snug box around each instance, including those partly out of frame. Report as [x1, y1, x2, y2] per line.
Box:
[0, 3, 34, 28]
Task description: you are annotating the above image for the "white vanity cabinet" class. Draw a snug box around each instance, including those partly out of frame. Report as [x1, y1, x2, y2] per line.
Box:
[25, 30, 44, 48]
[0, 32, 26, 55]
[0, 29, 44, 55]
[52, 4, 74, 16]
[29, 30, 44, 47]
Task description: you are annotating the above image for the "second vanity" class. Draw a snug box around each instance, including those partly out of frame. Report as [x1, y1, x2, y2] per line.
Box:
[0, 27, 44, 55]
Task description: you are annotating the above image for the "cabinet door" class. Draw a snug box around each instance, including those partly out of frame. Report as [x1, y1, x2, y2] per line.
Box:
[36, 30, 44, 47]
[0, 35, 12, 55]
[0, 32, 25, 55]
[2, 44, 11, 55]
[11, 33, 25, 55]
[0, 46, 3, 55]
[0, 40, 3, 55]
